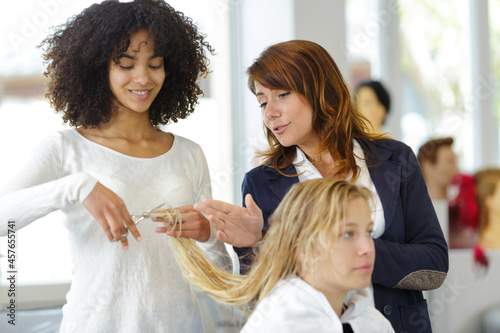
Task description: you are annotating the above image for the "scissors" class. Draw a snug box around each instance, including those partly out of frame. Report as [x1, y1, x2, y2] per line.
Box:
[113, 203, 166, 241]
[130, 203, 166, 225]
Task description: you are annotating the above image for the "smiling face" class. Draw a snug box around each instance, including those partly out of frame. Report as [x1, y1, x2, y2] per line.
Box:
[108, 29, 165, 115]
[254, 81, 321, 151]
[302, 197, 375, 298]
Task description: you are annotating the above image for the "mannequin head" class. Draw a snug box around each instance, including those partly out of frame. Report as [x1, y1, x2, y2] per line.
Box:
[474, 168, 500, 248]
[417, 137, 459, 200]
[355, 80, 391, 134]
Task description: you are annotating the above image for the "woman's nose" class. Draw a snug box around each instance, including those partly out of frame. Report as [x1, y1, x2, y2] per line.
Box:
[133, 67, 150, 85]
[358, 235, 375, 256]
[264, 100, 280, 120]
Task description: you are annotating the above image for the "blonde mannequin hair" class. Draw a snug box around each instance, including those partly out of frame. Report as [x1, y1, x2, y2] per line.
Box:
[170, 178, 372, 310]
[475, 168, 500, 235]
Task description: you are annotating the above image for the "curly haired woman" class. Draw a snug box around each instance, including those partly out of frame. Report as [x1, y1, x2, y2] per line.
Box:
[0, 1, 229, 332]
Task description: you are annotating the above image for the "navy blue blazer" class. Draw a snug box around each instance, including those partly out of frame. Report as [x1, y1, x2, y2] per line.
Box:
[235, 139, 449, 333]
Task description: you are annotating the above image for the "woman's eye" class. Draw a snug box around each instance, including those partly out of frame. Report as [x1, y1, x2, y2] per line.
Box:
[149, 64, 163, 69]
[259, 102, 267, 109]
[367, 230, 374, 237]
[279, 92, 290, 98]
[118, 65, 133, 70]
[343, 231, 353, 239]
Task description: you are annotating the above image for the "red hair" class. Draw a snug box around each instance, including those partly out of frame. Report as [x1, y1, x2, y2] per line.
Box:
[247, 40, 384, 180]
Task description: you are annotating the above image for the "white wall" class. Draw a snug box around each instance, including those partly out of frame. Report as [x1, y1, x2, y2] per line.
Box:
[425, 250, 500, 333]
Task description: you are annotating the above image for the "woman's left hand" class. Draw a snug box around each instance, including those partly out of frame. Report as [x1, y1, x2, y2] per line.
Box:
[153, 205, 211, 242]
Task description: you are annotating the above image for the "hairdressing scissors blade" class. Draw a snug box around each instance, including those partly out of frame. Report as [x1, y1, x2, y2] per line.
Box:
[142, 203, 166, 218]
[131, 203, 166, 225]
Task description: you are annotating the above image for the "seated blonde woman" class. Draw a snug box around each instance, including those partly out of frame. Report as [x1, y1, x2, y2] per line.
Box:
[169, 179, 394, 332]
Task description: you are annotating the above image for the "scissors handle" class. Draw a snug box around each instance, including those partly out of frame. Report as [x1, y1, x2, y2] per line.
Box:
[131, 215, 146, 225]
[131, 203, 166, 225]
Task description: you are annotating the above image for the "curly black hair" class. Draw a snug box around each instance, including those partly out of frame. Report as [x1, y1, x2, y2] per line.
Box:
[39, 0, 214, 127]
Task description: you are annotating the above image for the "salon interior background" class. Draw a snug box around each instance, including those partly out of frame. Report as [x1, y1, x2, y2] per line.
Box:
[0, 0, 499, 331]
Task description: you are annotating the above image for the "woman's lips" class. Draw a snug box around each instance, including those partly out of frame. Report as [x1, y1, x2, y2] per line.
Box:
[129, 89, 152, 100]
[273, 124, 288, 135]
[354, 264, 373, 274]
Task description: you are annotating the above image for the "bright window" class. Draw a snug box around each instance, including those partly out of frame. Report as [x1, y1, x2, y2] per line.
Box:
[490, 0, 500, 154]
[345, 0, 381, 87]
[399, 1, 474, 166]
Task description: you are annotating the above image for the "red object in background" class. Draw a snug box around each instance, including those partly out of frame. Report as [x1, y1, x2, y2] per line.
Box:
[474, 244, 489, 269]
[450, 174, 489, 269]
[449, 174, 480, 230]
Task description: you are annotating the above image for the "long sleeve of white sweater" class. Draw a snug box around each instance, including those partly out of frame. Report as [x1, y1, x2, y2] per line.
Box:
[0, 133, 98, 235]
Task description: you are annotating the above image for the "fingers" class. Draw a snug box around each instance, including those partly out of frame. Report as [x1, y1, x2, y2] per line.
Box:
[119, 232, 128, 249]
[198, 199, 237, 214]
[104, 209, 129, 250]
[206, 213, 225, 231]
[152, 209, 211, 242]
[154, 221, 185, 238]
[151, 206, 183, 232]
[153, 218, 179, 234]
[244, 194, 262, 216]
[96, 215, 115, 243]
[122, 207, 142, 242]
[216, 229, 228, 243]
[82, 182, 141, 249]
[176, 205, 193, 214]
[193, 203, 219, 217]
[192, 203, 225, 230]
[193, 204, 212, 220]
[194, 202, 240, 227]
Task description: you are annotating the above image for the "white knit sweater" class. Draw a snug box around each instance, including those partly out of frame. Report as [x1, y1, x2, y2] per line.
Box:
[0, 129, 229, 332]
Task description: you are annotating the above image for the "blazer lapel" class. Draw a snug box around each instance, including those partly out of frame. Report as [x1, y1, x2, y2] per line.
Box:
[264, 164, 299, 201]
[359, 139, 401, 232]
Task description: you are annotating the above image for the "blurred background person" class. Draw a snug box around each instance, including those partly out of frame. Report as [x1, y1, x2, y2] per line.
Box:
[417, 137, 459, 201]
[474, 168, 500, 249]
[417, 137, 479, 249]
[355, 80, 391, 134]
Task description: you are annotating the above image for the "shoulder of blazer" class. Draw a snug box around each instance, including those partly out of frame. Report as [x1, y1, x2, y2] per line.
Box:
[356, 138, 414, 165]
[357, 138, 388, 161]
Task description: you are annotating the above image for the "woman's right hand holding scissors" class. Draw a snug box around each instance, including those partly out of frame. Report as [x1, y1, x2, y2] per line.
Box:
[82, 182, 141, 249]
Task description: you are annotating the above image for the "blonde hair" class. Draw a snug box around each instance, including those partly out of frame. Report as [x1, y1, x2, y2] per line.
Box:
[171, 178, 371, 310]
[475, 168, 500, 235]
